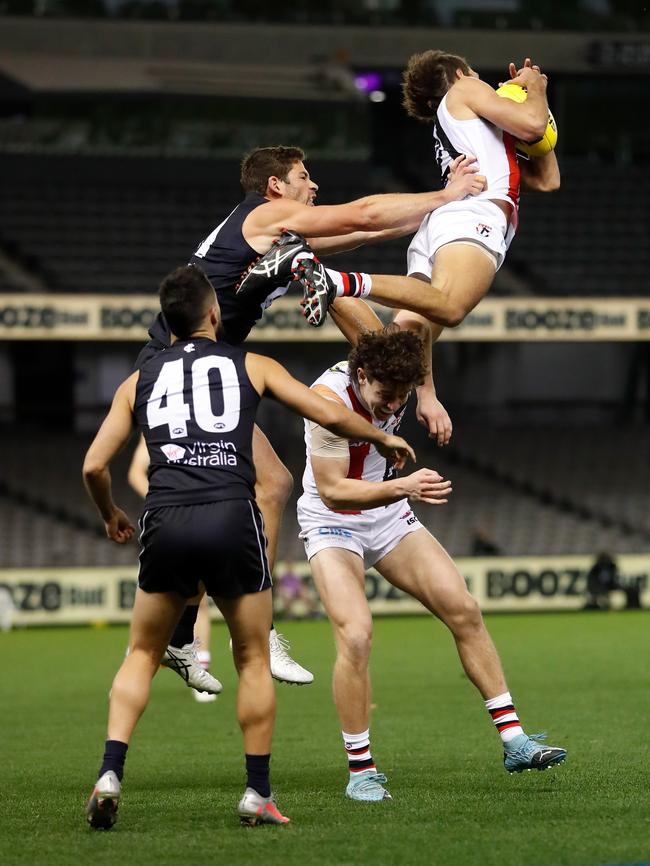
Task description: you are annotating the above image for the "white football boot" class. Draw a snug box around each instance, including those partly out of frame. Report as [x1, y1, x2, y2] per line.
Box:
[238, 787, 290, 826]
[268, 628, 314, 685]
[86, 770, 121, 829]
[161, 638, 223, 694]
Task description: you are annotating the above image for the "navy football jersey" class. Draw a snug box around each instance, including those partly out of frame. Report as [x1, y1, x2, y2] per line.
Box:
[134, 337, 260, 508]
[139, 192, 291, 368]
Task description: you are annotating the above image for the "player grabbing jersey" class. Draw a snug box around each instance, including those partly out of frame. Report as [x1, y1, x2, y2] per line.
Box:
[82, 264, 414, 829]
[297, 327, 567, 802]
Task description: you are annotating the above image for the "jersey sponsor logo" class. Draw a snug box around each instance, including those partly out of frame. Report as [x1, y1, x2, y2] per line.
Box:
[399, 509, 418, 526]
[183, 343, 195, 353]
[160, 443, 186, 462]
[159, 440, 239, 467]
[317, 527, 353, 538]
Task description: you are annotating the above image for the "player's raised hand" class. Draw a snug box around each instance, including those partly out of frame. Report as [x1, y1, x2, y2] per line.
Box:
[415, 389, 453, 447]
[403, 468, 452, 505]
[376, 434, 415, 470]
[105, 508, 136, 544]
[505, 57, 547, 89]
[446, 154, 486, 199]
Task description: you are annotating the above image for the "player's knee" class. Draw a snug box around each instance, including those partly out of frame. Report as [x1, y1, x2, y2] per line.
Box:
[445, 594, 482, 634]
[339, 621, 373, 664]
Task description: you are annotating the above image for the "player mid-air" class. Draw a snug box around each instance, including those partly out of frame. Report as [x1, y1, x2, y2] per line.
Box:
[297, 325, 567, 802]
[82, 265, 415, 829]
[245, 54, 559, 341]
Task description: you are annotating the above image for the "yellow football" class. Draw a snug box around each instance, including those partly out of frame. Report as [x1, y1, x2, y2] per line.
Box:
[495, 82, 557, 158]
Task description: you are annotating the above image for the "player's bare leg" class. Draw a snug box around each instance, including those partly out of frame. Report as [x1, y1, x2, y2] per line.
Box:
[110, 589, 186, 743]
[368, 243, 496, 327]
[87, 589, 186, 829]
[253, 426, 314, 685]
[217, 588, 289, 825]
[310, 548, 391, 801]
[375, 530, 567, 772]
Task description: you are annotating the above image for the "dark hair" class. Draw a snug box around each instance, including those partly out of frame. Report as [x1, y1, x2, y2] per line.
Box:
[159, 265, 216, 339]
[240, 146, 306, 195]
[348, 326, 427, 388]
[402, 50, 471, 122]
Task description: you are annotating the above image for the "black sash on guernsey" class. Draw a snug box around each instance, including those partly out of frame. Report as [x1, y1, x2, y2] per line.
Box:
[138, 192, 272, 368]
[134, 337, 260, 508]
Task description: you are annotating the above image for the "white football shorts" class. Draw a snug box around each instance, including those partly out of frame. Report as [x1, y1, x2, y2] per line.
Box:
[297, 495, 423, 567]
[407, 198, 516, 277]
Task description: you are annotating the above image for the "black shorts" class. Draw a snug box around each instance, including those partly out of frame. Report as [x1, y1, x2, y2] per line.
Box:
[137, 499, 272, 599]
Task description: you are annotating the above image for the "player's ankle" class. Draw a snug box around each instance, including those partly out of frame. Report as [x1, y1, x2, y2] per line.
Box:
[326, 269, 372, 299]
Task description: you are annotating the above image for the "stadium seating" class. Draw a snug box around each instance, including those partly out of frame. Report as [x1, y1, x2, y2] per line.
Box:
[1, 155, 648, 297]
[1, 422, 648, 568]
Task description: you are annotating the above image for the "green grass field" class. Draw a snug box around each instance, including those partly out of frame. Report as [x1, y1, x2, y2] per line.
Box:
[2, 612, 649, 866]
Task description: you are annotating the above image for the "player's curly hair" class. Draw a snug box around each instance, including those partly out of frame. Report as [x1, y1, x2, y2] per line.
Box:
[240, 146, 307, 195]
[159, 264, 217, 339]
[402, 50, 471, 122]
[348, 326, 427, 388]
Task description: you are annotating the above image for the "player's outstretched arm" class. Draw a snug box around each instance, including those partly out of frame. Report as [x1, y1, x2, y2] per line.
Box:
[83, 373, 138, 543]
[307, 156, 485, 255]
[245, 353, 415, 467]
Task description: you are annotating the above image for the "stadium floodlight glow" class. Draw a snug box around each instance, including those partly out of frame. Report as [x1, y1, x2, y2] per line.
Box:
[369, 90, 386, 103]
[354, 72, 383, 92]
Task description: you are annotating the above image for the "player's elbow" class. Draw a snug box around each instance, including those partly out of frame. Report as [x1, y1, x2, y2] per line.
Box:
[82, 454, 105, 481]
[315, 482, 340, 511]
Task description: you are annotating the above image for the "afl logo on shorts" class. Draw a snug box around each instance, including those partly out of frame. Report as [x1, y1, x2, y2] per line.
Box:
[476, 223, 492, 237]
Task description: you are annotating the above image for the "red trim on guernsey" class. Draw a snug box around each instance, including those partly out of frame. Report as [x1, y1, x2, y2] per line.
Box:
[331, 386, 373, 515]
[503, 132, 520, 210]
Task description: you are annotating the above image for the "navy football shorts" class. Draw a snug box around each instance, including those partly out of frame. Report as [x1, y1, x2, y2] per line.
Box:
[137, 498, 272, 599]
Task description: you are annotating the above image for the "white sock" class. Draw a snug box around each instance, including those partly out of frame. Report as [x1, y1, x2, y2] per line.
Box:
[325, 268, 372, 299]
[342, 728, 375, 773]
[485, 691, 524, 744]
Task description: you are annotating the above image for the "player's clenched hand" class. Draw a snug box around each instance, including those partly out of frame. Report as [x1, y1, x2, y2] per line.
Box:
[403, 468, 452, 505]
[105, 508, 136, 544]
[415, 390, 453, 447]
[376, 434, 415, 470]
[446, 154, 486, 199]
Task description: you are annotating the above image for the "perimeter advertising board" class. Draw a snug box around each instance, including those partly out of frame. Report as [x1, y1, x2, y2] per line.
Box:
[1, 555, 647, 626]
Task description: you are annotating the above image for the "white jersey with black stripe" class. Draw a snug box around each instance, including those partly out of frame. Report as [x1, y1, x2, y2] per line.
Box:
[434, 92, 521, 215]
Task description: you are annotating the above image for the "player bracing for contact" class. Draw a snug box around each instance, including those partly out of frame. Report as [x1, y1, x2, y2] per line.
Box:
[297, 326, 567, 802]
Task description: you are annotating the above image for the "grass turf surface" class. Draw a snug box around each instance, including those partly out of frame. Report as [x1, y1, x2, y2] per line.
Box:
[2, 612, 650, 866]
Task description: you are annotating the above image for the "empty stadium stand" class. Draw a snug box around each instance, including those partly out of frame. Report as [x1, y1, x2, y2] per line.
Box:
[1, 154, 647, 298]
[2, 421, 646, 569]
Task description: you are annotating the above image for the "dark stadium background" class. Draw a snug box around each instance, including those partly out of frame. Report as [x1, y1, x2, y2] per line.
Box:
[0, 2, 648, 611]
[2, 7, 650, 866]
